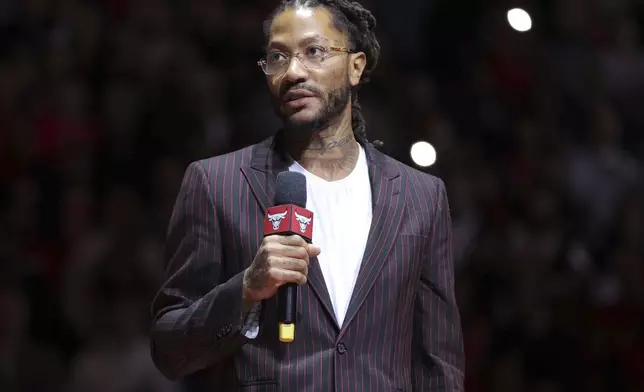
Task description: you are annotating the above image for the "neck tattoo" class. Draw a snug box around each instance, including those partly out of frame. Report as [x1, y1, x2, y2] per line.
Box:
[305, 135, 354, 155]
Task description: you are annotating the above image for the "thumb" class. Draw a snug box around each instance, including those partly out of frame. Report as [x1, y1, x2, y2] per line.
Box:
[308, 244, 322, 257]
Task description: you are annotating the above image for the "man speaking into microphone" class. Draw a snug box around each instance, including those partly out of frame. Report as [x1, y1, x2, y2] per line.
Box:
[150, 0, 465, 391]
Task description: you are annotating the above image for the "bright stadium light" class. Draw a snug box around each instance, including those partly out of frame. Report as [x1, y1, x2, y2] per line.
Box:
[410, 141, 437, 167]
[507, 8, 532, 32]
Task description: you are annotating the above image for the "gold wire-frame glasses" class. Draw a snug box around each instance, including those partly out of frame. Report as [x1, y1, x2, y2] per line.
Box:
[257, 46, 352, 75]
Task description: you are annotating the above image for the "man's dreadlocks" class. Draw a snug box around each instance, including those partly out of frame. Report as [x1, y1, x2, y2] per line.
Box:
[263, 0, 381, 145]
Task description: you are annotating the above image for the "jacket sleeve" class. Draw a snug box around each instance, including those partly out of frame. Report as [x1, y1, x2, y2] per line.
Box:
[412, 178, 465, 391]
[150, 161, 252, 381]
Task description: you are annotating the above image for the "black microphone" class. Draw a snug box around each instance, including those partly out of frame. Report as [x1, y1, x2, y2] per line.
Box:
[263, 171, 314, 343]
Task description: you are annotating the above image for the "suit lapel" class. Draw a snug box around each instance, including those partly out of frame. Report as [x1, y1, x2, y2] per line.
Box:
[240, 133, 338, 329]
[240, 136, 283, 213]
[305, 256, 338, 329]
[339, 143, 405, 335]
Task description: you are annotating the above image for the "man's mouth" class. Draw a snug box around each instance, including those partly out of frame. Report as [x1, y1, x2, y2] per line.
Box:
[282, 89, 316, 103]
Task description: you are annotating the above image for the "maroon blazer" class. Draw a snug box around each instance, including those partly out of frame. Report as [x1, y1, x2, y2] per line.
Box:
[150, 133, 465, 391]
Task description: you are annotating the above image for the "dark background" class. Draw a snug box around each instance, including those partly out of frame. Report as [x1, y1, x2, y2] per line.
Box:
[1, 0, 643, 391]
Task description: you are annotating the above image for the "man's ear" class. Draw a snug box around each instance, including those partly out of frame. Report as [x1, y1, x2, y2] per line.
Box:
[349, 52, 366, 87]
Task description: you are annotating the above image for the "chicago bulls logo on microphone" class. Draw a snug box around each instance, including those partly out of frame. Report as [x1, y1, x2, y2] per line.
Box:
[294, 211, 311, 233]
[267, 210, 288, 230]
[264, 205, 313, 241]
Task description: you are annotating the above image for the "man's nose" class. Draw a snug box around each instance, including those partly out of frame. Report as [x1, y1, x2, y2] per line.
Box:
[283, 55, 308, 83]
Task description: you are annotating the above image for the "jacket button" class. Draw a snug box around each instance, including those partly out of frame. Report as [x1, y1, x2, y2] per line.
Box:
[337, 343, 346, 354]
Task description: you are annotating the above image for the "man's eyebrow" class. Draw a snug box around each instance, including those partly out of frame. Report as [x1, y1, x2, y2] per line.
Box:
[299, 34, 330, 46]
[267, 34, 331, 51]
[267, 40, 289, 51]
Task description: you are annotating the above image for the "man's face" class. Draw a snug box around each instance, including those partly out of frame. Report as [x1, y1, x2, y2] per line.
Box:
[265, 7, 364, 133]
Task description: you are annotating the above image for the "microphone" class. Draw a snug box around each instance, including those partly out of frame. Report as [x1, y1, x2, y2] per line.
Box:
[264, 171, 314, 343]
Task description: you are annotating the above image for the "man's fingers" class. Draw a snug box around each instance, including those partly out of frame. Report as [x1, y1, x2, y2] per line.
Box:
[271, 257, 308, 274]
[308, 244, 321, 257]
[272, 234, 308, 247]
[278, 245, 310, 262]
[267, 235, 320, 259]
[270, 268, 307, 285]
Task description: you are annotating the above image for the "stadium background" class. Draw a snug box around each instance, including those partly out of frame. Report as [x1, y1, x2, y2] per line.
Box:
[1, 0, 643, 391]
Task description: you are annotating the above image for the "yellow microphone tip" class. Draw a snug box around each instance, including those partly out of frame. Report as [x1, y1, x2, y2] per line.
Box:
[279, 323, 295, 342]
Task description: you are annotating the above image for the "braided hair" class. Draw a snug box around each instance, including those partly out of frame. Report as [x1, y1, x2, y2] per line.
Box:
[263, 0, 381, 145]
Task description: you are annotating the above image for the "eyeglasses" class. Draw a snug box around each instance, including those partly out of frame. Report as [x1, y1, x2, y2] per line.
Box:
[257, 45, 352, 75]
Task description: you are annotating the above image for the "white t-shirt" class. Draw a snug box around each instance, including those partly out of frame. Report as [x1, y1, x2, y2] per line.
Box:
[288, 143, 372, 326]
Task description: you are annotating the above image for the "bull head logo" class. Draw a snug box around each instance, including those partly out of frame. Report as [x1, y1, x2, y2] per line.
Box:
[267, 211, 288, 230]
[294, 211, 312, 233]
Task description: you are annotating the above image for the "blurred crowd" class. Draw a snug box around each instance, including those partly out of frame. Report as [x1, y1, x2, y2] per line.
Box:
[1, 0, 643, 391]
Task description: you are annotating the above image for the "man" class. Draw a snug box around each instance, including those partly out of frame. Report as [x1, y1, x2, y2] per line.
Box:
[150, 0, 465, 391]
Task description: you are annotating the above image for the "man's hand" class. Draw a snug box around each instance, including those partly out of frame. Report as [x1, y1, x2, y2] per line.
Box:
[243, 235, 321, 302]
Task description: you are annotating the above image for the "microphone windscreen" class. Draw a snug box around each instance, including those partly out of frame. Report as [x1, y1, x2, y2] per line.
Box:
[275, 171, 307, 208]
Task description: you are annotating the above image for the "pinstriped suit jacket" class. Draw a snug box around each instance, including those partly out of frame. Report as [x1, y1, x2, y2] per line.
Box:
[150, 133, 465, 391]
